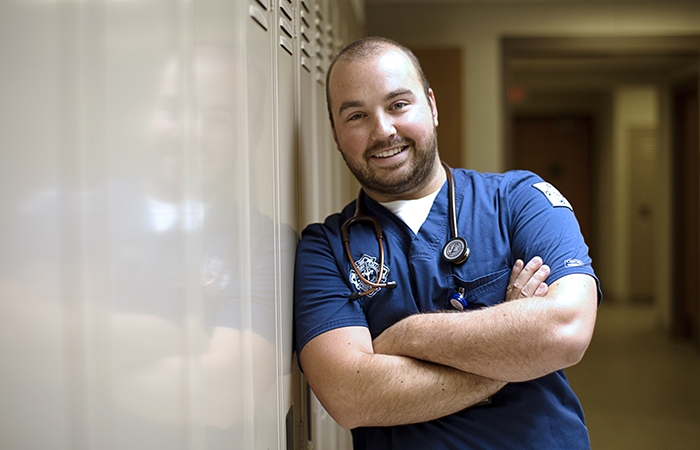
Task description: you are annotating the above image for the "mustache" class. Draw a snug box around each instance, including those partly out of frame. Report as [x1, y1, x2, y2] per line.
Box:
[364, 137, 415, 156]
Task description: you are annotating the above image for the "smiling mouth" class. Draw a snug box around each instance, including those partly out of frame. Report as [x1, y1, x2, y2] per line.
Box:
[372, 145, 408, 159]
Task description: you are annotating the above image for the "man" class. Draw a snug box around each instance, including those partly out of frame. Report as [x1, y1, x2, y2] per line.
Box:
[294, 36, 600, 449]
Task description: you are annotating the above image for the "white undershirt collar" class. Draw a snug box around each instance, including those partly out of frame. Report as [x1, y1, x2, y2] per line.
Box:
[378, 188, 441, 235]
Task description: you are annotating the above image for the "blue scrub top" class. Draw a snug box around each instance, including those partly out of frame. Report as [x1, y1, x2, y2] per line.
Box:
[294, 169, 600, 450]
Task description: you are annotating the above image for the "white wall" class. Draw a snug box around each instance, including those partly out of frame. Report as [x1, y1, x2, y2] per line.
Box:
[610, 87, 659, 304]
[0, 0, 360, 449]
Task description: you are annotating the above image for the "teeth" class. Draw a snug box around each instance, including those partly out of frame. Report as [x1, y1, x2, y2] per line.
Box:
[373, 146, 405, 158]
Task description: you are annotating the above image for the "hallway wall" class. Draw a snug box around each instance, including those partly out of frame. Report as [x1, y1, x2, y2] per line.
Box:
[0, 0, 361, 448]
[366, 0, 700, 341]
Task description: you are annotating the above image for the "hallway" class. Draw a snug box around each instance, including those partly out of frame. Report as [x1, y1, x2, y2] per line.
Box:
[566, 303, 700, 449]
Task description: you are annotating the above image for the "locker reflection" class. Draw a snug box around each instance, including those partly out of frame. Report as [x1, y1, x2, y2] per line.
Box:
[0, 0, 363, 448]
[109, 45, 267, 442]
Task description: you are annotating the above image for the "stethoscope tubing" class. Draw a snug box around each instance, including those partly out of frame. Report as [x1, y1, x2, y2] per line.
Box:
[342, 161, 468, 300]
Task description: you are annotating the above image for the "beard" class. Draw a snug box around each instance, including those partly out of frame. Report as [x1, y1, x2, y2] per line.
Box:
[339, 127, 439, 198]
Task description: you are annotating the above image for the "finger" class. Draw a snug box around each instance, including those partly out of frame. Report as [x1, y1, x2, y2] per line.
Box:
[516, 264, 550, 299]
[505, 259, 524, 301]
[535, 282, 548, 297]
[510, 256, 543, 299]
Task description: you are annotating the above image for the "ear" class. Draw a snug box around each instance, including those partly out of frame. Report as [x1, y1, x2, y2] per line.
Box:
[428, 88, 438, 127]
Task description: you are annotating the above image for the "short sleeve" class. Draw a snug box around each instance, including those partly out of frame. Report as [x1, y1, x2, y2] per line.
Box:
[505, 171, 602, 302]
[294, 222, 369, 355]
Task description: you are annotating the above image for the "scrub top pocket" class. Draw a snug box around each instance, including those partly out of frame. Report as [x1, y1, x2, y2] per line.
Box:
[447, 268, 510, 310]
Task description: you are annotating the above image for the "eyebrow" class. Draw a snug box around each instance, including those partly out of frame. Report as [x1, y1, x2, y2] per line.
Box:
[338, 100, 364, 117]
[386, 88, 414, 101]
[337, 88, 417, 117]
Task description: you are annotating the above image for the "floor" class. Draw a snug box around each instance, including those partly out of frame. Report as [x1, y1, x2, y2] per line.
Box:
[565, 303, 700, 449]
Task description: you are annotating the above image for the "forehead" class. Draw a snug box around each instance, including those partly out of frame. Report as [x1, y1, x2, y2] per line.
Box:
[328, 48, 422, 107]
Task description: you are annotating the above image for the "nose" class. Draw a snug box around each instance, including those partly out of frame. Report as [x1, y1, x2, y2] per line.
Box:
[370, 111, 396, 141]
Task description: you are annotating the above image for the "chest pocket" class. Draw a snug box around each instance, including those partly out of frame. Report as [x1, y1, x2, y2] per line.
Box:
[447, 267, 510, 310]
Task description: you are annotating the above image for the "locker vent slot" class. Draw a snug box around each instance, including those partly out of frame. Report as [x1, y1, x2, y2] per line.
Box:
[280, 35, 293, 55]
[279, 0, 293, 21]
[249, 4, 269, 31]
[279, 16, 293, 38]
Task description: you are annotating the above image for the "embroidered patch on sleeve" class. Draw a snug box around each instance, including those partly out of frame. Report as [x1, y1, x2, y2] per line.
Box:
[532, 181, 573, 210]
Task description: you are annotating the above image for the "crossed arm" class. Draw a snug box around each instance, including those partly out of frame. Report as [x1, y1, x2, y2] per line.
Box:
[298, 258, 597, 429]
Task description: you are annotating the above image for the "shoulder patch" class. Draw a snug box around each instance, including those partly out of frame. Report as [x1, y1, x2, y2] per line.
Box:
[532, 181, 573, 210]
[349, 254, 390, 298]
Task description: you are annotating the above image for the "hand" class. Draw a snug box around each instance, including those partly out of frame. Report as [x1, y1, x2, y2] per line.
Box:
[505, 257, 550, 301]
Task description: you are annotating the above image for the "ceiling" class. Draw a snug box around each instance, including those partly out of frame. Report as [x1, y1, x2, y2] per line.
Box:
[505, 36, 700, 90]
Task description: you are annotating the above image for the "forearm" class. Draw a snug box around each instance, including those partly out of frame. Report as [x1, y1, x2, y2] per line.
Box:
[377, 299, 568, 382]
[374, 275, 597, 382]
[300, 328, 505, 429]
[341, 354, 501, 428]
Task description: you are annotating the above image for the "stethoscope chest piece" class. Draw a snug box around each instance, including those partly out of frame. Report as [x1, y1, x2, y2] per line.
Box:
[442, 236, 470, 265]
[441, 161, 470, 265]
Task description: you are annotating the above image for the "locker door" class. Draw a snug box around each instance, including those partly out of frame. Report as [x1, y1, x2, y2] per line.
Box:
[245, 2, 279, 449]
[298, 0, 322, 226]
[295, 4, 316, 445]
[314, 0, 334, 219]
[274, 0, 299, 445]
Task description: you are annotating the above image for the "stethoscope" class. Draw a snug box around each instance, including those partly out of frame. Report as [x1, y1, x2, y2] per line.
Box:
[341, 161, 470, 302]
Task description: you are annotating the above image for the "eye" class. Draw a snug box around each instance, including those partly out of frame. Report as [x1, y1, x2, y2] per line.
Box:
[391, 101, 408, 111]
[347, 112, 364, 122]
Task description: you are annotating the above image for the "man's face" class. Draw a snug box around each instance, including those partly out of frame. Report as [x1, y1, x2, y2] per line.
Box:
[328, 47, 440, 201]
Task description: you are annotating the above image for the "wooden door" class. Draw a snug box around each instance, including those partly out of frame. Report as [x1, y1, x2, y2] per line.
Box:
[512, 116, 593, 245]
[672, 79, 700, 343]
[412, 48, 463, 169]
